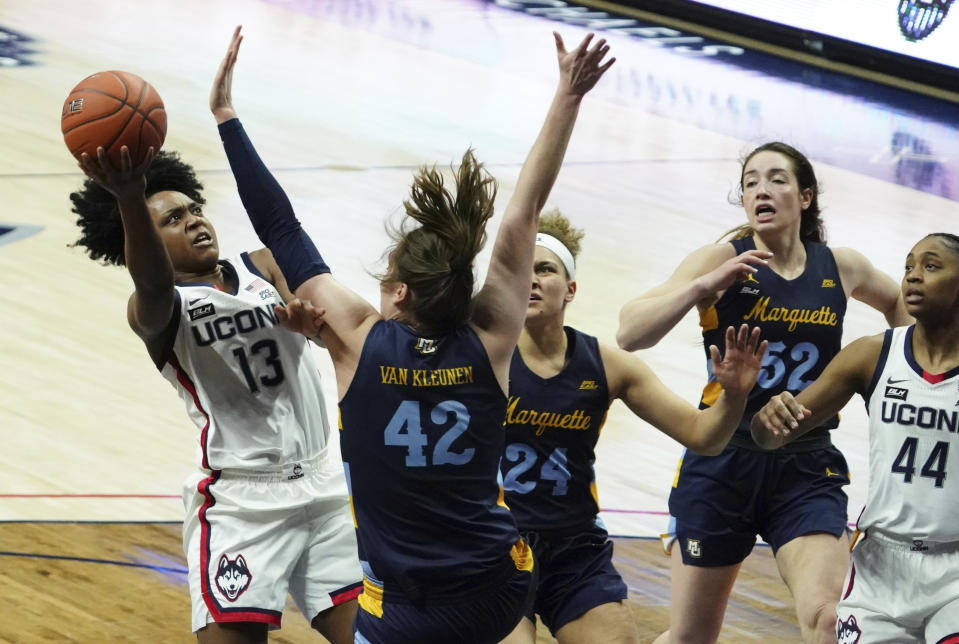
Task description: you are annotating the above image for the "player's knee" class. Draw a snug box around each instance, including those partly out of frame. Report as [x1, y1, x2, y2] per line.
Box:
[801, 600, 839, 644]
[556, 602, 638, 644]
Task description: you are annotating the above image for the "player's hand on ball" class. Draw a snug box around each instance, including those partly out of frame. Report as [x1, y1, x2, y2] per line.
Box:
[79, 145, 155, 200]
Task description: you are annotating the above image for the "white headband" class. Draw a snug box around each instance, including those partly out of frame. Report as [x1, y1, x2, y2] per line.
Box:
[535, 233, 575, 280]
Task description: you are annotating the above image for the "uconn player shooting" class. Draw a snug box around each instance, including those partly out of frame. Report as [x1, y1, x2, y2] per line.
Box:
[68, 27, 362, 644]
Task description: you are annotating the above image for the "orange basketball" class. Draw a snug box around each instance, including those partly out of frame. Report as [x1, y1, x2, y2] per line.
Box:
[61, 70, 167, 167]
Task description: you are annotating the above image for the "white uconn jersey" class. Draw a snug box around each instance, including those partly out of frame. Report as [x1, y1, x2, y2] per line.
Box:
[862, 326, 959, 542]
[159, 253, 330, 470]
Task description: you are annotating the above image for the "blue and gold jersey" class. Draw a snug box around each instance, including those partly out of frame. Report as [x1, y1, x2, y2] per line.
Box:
[701, 237, 846, 450]
[338, 320, 520, 603]
[503, 328, 610, 531]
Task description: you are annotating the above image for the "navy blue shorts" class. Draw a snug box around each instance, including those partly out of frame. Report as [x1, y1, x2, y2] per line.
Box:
[522, 523, 628, 634]
[668, 444, 850, 567]
[354, 563, 535, 644]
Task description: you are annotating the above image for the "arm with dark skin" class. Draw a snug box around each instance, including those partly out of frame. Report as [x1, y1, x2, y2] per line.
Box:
[78, 147, 174, 343]
[750, 333, 884, 449]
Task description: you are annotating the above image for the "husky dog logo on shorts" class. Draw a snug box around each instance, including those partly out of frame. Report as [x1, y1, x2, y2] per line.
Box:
[836, 615, 862, 644]
[685, 538, 702, 558]
[215, 554, 252, 601]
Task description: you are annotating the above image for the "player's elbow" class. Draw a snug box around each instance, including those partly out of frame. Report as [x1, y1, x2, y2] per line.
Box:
[689, 437, 725, 457]
[616, 327, 652, 352]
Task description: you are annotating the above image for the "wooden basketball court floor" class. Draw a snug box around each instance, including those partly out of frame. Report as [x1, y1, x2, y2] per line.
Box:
[1, 0, 956, 641]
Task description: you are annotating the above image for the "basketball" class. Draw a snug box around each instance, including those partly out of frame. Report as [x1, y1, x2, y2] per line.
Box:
[61, 70, 167, 167]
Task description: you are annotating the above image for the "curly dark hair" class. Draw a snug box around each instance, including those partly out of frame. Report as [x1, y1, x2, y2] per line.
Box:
[69, 151, 206, 266]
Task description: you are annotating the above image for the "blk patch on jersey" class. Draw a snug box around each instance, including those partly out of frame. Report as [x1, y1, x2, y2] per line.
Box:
[188, 303, 216, 321]
[884, 386, 909, 401]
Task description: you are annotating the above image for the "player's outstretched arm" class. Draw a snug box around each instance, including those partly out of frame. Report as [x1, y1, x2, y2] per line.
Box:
[606, 324, 765, 455]
[211, 25, 329, 293]
[78, 146, 172, 340]
[750, 333, 884, 449]
[473, 32, 614, 368]
[210, 26, 378, 373]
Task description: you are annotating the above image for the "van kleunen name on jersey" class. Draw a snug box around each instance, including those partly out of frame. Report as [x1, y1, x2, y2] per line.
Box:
[191, 304, 278, 347]
[379, 365, 474, 387]
[881, 401, 958, 432]
[743, 296, 839, 331]
[505, 395, 591, 436]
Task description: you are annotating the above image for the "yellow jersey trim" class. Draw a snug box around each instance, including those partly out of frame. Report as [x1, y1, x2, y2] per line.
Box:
[358, 577, 384, 618]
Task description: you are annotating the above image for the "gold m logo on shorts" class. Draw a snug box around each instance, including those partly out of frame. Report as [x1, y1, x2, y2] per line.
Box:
[686, 539, 702, 558]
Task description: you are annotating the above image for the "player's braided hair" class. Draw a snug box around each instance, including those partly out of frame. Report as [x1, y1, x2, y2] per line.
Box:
[69, 151, 205, 266]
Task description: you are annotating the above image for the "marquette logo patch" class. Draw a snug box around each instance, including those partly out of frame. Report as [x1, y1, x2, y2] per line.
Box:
[821, 278, 836, 288]
[685, 538, 702, 558]
[505, 395, 591, 436]
[188, 303, 216, 321]
[743, 297, 839, 331]
[579, 380, 598, 390]
[414, 337, 438, 355]
[884, 386, 908, 401]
